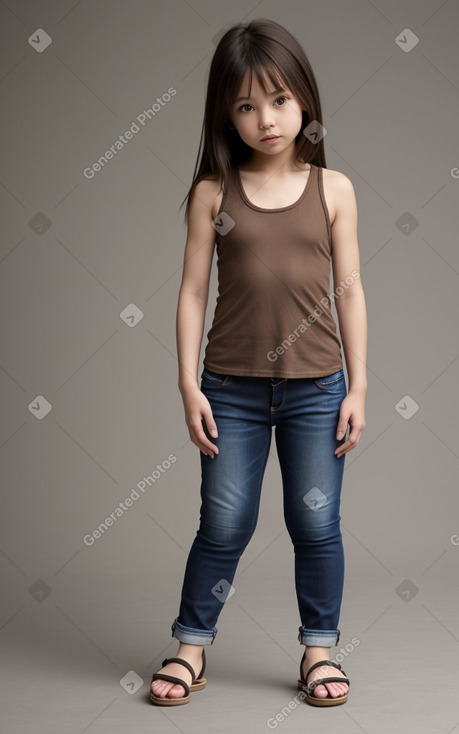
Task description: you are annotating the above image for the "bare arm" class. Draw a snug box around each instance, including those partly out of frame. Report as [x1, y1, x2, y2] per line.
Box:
[335, 285, 367, 394]
[176, 179, 220, 457]
[330, 172, 368, 457]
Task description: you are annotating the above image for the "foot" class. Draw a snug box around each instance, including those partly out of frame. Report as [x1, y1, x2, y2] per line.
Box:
[302, 647, 349, 700]
[151, 644, 204, 700]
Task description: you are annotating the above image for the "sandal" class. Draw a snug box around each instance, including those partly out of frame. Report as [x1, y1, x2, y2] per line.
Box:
[297, 652, 350, 707]
[150, 650, 207, 706]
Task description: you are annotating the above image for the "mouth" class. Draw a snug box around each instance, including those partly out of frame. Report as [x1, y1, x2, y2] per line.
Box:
[261, 135, 280, 142]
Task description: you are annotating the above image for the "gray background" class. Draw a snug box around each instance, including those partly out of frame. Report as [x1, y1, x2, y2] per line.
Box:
[1, 1, 458, 732]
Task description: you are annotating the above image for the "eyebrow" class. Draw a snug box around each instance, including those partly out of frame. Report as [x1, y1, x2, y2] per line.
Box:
[233, 87, 287, 104]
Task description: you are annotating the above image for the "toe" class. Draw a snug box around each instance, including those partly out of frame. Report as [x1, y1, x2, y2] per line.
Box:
[324, 682, 339, 697]
[166, 684, 186, 698]
[151, 680, 185, 699]
[151, 680, 168, 698]
[313, 683, 328, 697]
[324, 681, 348, 698]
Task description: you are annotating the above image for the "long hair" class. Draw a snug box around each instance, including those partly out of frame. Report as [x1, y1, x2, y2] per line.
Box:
[180, 18, 328, 225]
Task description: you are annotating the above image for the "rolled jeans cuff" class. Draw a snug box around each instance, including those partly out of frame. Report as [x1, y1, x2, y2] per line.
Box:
[171, 617, 217, 645]
[298, 626, 340, 647]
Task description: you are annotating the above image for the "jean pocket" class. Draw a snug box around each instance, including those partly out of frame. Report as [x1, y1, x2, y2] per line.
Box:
[314, 368, 345, 389]
[201, 369, 233, 387]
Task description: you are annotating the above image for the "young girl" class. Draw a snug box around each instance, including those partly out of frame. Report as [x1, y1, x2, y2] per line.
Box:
[151, 18, 367, 708]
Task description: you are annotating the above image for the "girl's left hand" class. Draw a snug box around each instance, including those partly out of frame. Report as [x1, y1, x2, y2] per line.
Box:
[334, 391, 366, 458]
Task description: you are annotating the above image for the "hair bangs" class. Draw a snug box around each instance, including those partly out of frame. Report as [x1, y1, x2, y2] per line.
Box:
[226, 52, 292, 117]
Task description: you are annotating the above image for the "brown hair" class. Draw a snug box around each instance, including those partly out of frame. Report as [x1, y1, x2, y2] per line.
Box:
[180, 18, 327, 225]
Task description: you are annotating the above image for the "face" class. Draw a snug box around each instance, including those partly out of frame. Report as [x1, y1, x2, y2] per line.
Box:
[229, 71, 304, 155]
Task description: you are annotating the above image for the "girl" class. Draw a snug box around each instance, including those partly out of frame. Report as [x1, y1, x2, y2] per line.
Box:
[151, 18, 367, 708]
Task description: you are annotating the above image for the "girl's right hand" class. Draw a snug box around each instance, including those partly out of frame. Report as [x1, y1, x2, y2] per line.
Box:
[181, 385, 219, 458]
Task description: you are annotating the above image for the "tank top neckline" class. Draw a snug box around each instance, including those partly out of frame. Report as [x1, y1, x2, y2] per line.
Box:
[233, 163, 315, 213]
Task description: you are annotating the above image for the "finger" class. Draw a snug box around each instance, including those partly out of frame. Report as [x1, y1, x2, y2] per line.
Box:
[334, 439, 350, 457]
[334, 426, 362, 457]
[200, 436, 219, 458]
[191, 424, 219, 458]
[202, 407, 218, 438]
[188, 415, 219, 457]
[336, 416, 350, 441]
[187, 418, 213, 455]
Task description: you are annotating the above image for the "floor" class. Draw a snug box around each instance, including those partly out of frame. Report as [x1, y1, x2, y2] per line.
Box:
[1, 560, 458, 734]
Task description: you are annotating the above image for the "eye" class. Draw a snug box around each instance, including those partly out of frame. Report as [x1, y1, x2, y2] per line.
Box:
[237, 96, 289, 113]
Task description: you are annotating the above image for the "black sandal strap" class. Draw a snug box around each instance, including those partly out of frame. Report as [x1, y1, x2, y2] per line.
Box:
[305, 659, 346, 677]
[197, 649, 206, 679]
[160, 656, 196, 681]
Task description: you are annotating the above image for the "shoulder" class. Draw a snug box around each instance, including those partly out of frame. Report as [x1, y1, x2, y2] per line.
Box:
[320, 167, 356, 226]
[191, 176, 224, 221]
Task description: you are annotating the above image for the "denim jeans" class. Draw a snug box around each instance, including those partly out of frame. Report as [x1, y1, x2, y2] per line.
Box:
[171, 367, 347, 648]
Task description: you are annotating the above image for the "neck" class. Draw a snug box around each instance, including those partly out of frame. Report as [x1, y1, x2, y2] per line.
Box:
[244, 140, 298, 175]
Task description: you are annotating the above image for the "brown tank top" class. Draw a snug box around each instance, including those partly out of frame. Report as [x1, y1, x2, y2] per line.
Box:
[203, 163, 344, 378]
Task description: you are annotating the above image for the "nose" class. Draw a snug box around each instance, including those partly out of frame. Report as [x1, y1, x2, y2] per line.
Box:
[259, 104, 276, 129]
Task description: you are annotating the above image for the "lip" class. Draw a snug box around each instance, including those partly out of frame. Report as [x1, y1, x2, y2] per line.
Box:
[261, 135, 280, 142]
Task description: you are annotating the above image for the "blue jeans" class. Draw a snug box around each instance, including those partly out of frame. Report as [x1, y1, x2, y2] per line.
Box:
[171, 367, 347, 648]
